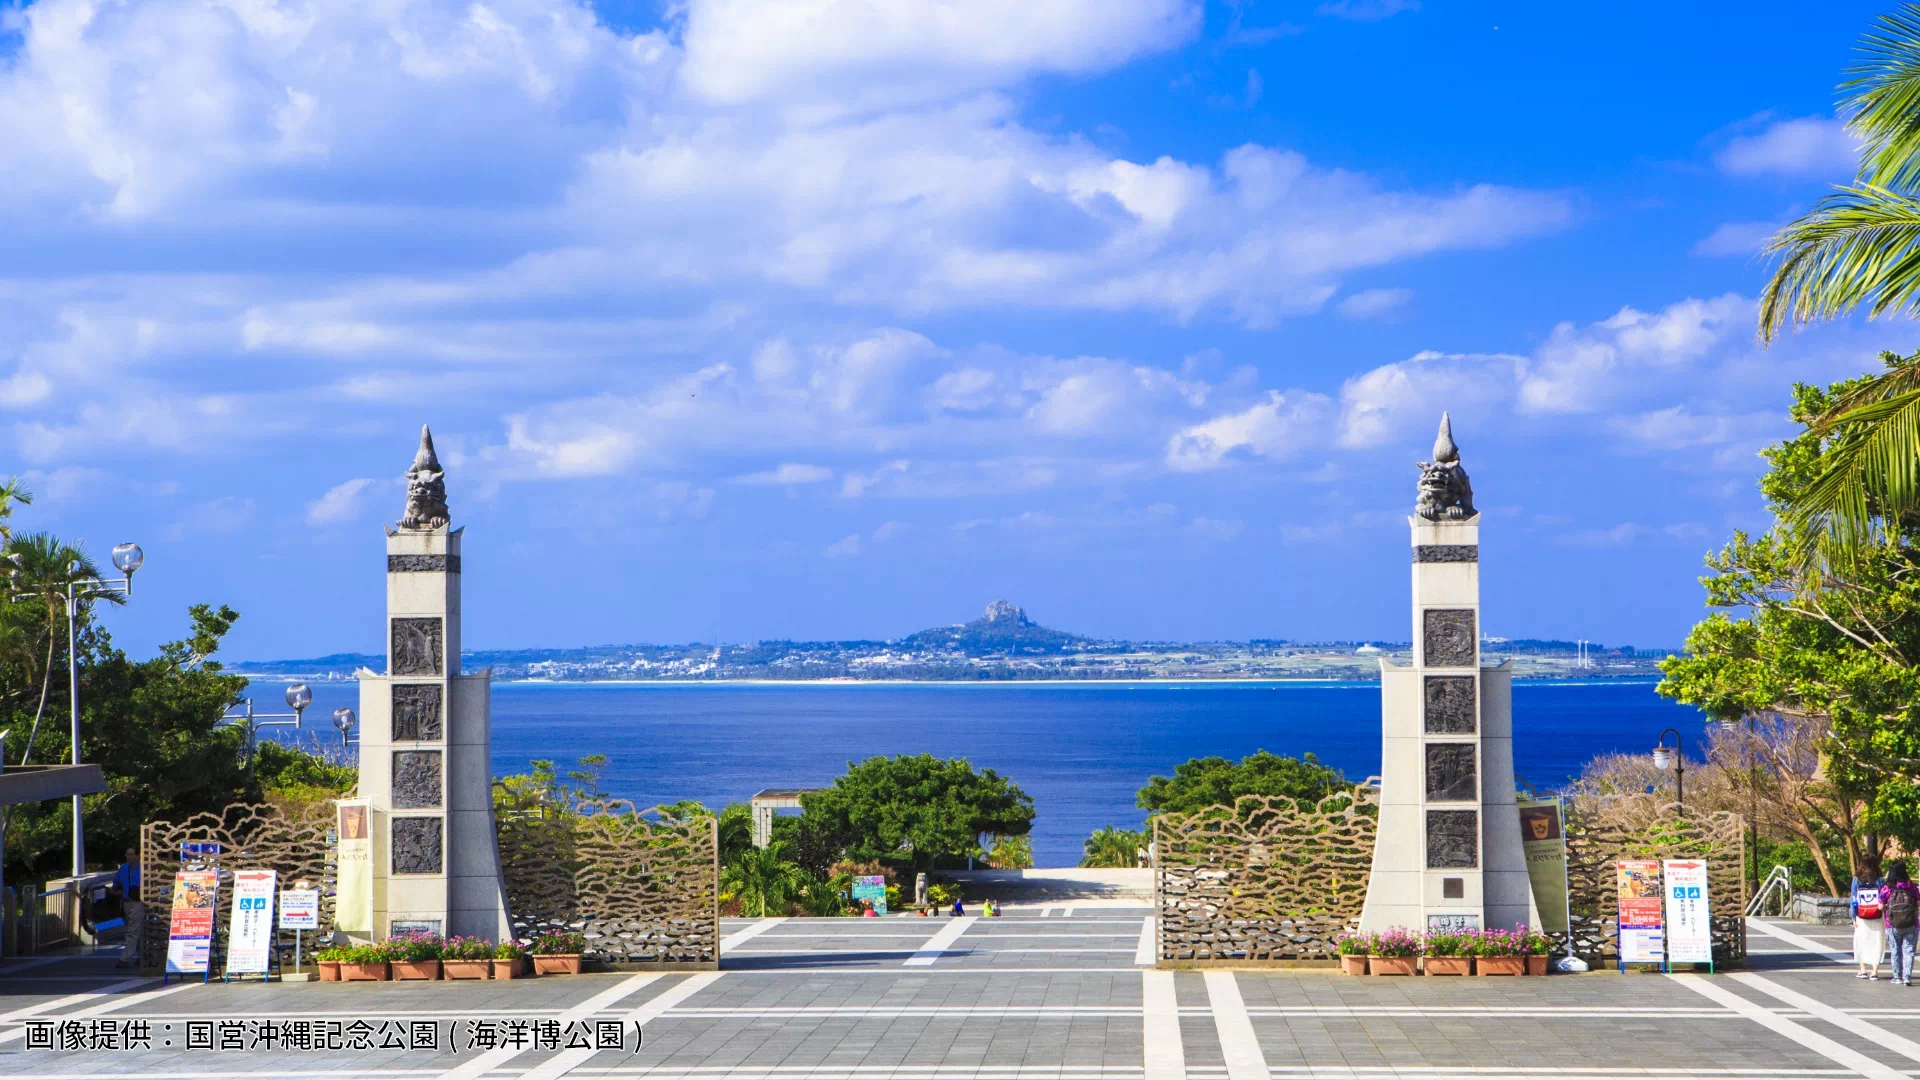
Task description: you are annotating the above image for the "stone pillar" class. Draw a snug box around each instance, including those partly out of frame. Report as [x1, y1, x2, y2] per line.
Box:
[354, 427, 511, 941]
[1360, 416, 1535, 936]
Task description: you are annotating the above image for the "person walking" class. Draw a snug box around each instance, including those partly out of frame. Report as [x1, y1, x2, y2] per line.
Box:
[113, 847, 143, 970]
[1854, 863, 1888, 980]
[951, 898, 965, 917]
[1885, 863, 1920, 986]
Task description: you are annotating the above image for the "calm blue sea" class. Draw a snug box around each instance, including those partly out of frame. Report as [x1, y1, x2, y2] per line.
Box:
[269, 679, 1703, 867]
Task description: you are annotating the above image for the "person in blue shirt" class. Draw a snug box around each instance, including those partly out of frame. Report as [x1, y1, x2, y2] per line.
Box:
[951, 898, 965, 917]
[113, 848, 143, 969]
[1854, 863, 1888, 980]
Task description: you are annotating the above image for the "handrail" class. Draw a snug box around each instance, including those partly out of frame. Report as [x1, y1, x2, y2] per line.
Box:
[1746, 865, 1795, 917]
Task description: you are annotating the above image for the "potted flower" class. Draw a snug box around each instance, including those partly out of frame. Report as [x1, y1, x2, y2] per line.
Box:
[1334, 932, 1368, 976]
[443, 937, 493, 980]
[532, 930, 587, 975]
[1473, 927, 1525, 976]
[1522, 929, 1552, 976]
[340, 942, 393, 981]
[1422, 930, 1471, 976]
[1367, 927, 1420, 976]
[492, 941, 528, 980]
[315, 945, 346, 983]
[390, 932, 443, 980]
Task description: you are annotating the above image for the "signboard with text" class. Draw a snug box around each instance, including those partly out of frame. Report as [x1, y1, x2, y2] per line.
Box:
[851, 875, 887, 915]
[1616, 859, 1665, 965]
[279, 889, 320, 930]
[165, 870, 219, 975]
[225, 870, 277, 976]
[1663, 860, 1712, 965]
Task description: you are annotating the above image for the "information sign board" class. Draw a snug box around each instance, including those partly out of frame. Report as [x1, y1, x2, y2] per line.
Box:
[851, 874, 887, 915]
[165, 870, 219, 975]
[224, 870, 276, 976]
[279, 889, 320, 930]
[1616, 859, 1665, 965]
[1663, 859, 1712, 965]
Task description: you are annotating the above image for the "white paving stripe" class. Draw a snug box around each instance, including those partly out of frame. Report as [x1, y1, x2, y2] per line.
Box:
[904, 916, 977, 966]
[1134, 917, 1155, 966]
[1140, 969, 1186, 1080]
[0, 979, 200, 1044]
[1202, 971, 1269, 1080]
[1668, 972, 1905, 1080]
[433, 972, 663, 1080]
[0, 976, 157, 1024]
[517, 972, 722, 1080]
[719, 917, 784, 952]
[1747, 918, 1853, 964]
[1732, 972, 1920, 1063]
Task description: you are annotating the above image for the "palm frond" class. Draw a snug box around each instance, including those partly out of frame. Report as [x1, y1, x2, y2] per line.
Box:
[1759, 184, 1920, 342]
[1845, 4, 1920, 189]
[1792, 386, 1920, 561]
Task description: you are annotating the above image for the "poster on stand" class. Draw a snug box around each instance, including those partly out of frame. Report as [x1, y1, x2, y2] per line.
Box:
[1663, 860, 1713, 965]
[1616, 859, 1665, 965]
[225, 870, 277, 975]
[851, 875, 887, 915]
[1518, 798, 1569, 934]
[334, 800, 372, 932]
[165, 870, 220, 975]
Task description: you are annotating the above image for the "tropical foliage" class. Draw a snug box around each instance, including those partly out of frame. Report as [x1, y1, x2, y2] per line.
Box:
[1136, 750, 1346, 816]
[799, 753, 1034, 872]
[1080, 825, 1146, 868]
[720, 841, 813, 917]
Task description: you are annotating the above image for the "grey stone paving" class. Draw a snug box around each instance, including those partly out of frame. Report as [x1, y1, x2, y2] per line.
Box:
[3, 913, 1920, 1078]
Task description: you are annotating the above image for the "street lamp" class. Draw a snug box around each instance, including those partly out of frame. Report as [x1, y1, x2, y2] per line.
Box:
[1653, 727, 1685, 814]
[4, 543, 142, 877]
[332, 707, 358, 749]
[220, 683, 312, 773]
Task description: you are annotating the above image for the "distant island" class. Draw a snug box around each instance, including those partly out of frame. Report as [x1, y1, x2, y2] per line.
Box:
[234, 600, 1674, 682]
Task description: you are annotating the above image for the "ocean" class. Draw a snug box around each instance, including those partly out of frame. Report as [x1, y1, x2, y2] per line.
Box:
[271, 679, 1704, 867]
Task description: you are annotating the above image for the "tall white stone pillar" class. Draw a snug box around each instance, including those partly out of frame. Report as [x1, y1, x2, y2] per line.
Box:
[355, 427, 511, 941]
[1360, 415, 1535, 936]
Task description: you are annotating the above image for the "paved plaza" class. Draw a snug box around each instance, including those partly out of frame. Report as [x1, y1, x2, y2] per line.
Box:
[2, 910, 1917, 1079]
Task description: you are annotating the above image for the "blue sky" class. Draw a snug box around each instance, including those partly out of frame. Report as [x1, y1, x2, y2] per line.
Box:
[0, 0, 1907, 659]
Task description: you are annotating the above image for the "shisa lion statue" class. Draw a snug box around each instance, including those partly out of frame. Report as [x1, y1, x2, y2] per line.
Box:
[1415, 412, 1476, 521]
[399, 424, 451, 531]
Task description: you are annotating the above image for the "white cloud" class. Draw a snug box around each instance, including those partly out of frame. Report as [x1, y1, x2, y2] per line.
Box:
[1336, 288, 1412, 320]
[1692, 220, 1779, 258]
[1554, 523, 1644, 548]
[1188, 516, 1243, 541]
[305, 477, 380, 525]
[824, 532, 862, 558]
[872, 520, 909, 542]
[164, 495, 256, 539]
[1335, 350, 1521, 449]
[1716, 116, 1858, 179]
[1518, 294, 1746, 414]
[1164, 390, 1335, 470]
[734, 463, 834, 485]
[1318, 0, 1419, 19]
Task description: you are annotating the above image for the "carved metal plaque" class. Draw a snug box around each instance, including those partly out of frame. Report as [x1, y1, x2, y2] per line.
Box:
[391, 617, 443, 676]
[1424, 743, 1477, 802]
[391, 816, 443, 875]
[1427, 913, 1479, 933]
[391, 683, 443, 742]
[1423, 675, 1477, 734]
[1426, 809, 1478, 868]
[393, 751, 443, 810]
[1422, 609, 1477, 668]
[1414, 545, 1477, 563]
[388, 554, 461, 573]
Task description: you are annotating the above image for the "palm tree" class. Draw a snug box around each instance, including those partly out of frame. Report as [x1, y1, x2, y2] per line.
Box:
[6, 534, 119, 767]
[0, 477, 29, 546]
[1080, 826, 1147, 869]
[720, 841, 812, 917]
[1758, 7, 1920, 560]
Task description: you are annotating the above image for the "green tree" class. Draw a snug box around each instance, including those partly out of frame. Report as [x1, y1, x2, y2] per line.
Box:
[1136, 751, 1346, 816]
[800, 754, 1034, 872]
[720, 840, 811, 917]
[1080, 825, 1146, 868]
[985, 834, 1032, 869]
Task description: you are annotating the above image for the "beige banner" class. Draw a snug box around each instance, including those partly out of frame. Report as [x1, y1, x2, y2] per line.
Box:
[334, 800, 373, 933]
[1519, 797, 1569, 934]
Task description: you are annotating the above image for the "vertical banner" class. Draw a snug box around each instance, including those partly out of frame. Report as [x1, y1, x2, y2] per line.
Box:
[1616, 859, 1665, 965]
[165, 870, 220, 975]
[225, 870, 277, 976]
[1518, 798, 1570, 934]
[334, 801, 372, 933]
[1663, 860, 1713, 965]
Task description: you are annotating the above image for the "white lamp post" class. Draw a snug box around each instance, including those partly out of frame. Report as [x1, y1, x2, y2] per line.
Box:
[332, 707, 358, 749]
[220, 683, 312, 774]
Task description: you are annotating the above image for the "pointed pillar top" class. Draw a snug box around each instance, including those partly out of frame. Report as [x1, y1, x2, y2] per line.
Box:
[1432, 412, 1459, 465]
[398, 423, 451, 531]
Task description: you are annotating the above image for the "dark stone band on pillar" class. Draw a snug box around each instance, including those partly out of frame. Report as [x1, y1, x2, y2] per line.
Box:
[388, 555, 461, 573]
[1413, 545, 1477, 563]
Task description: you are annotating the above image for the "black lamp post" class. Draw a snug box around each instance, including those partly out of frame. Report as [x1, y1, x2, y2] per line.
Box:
[1653, 728, 1685, 814]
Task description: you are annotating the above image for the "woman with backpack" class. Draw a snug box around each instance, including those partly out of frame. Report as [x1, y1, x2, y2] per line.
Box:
[1884, 862, 1920, 985]
[1854, 862, 1888, 980]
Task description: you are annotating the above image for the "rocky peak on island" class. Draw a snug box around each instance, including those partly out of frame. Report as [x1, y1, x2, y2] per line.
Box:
[982, 599, 1029, 625]
[900, 600, 1084, 655]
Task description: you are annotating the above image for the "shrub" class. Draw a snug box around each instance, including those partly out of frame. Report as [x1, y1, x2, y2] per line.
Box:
[314, 945, 349, 963]
[443, 936, 494, 961]
[1473, 927, 1524, 958]
[1369, 928, 1421, 957]
[532, 930, 587, 954]
[341, 944, 391, 964]
[390, 932, 443, 962]
[493, 941, 527, 961]
[926, 882, 960, 906]
[1521, 929, 1552, 957]
[1333, 932, 1367, 957]
[1423, 931, 1469, 957]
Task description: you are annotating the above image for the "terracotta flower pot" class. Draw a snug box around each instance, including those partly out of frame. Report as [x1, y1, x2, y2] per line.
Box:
[492, 958, 519, 980]
[1339, 954, 1368, 976]
[1476, 956, 1524, 976]
[1526, 955, 1548, 976]
[392, 960, 441, 980]
[342, 961, 390, 981]
[444, 960, 491, 980]
[1368, 955, 1417, 976]
[318, 961, 341, 983]
[1424, 956, 1471, 976]
[533, 953, 583, 975]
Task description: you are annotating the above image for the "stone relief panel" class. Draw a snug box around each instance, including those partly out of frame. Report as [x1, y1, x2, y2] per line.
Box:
[390, 683, 443, 742]
[1423, 675, 1477, 734]
[388, 555, 462, 573]
[1422, 609, 1477, 668]
[1424, 743, 1477, 802]
[1413, 545, 1478, 563]
[1426, 809, 1478, 869]
[393, 751, 443, 810]
[391, 617, 444, 677]
[391, 816, 443, 875]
